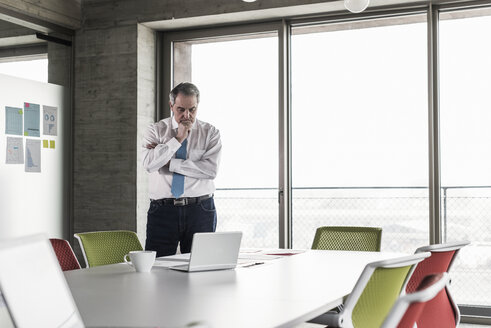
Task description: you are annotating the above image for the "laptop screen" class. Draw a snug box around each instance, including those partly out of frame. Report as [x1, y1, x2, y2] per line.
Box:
[188, 231, 242, 269]
[0, 234, 84, 328]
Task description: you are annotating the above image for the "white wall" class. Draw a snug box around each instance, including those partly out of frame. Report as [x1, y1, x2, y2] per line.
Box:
[0, 73, 65, 240]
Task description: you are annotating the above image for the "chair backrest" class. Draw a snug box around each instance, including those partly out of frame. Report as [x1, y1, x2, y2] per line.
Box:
[0, 234, 84, 328]
[381, 273, 459, 328]
[49, 238, 81, 271]
[74, 230, 143, 267]
[415, 276, 460, 328]
[311, 226, 382, 251]
[406, 241, 469, 293]
[330, 252, 430, 328]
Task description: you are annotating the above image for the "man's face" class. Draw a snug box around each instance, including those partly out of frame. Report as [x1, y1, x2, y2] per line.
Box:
[170, 93, 198, 125]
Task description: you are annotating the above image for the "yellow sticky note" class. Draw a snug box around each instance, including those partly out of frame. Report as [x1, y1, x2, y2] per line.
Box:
[50, 140, 55, 149]
[43, 140, 49, 148]
[24, 131, 28, 136]
[18, 110, 23, 114]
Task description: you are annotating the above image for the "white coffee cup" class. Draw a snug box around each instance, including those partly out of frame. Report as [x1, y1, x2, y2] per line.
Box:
[124, 250, 156, 273]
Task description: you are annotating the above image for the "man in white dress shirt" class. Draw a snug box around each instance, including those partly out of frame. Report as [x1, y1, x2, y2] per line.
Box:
[142, 82, 222, 256]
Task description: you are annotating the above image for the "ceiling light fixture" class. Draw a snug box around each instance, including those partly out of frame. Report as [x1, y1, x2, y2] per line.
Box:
[344, 0, 370, 13]
[242, 0, 257, 2]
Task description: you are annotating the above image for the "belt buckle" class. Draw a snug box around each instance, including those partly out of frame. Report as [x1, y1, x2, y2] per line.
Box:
[173, 198, 187, 206]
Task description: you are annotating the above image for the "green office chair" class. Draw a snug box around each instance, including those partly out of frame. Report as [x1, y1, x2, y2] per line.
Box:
[309, 252, 430, 328]
[311, 226, 382, 251]
[74, 230, 143, 268]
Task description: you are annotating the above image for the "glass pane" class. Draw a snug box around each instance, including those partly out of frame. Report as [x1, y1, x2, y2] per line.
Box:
[0, 58, 48, 83]
[440, 7, 491, 308]
[291, 15, 429, 253]
[174, 35, 279, 248]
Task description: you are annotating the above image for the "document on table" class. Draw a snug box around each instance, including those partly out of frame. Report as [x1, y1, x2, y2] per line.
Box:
[152, 249, 307, 268]
[238, 249, 306, 261]
[153, 253, 267, 268]
[238, 253, 282, 261]
[261, 249, 306, 256]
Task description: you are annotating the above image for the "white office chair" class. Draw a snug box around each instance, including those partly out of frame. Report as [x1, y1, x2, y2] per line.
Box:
[0, 234, 85, 328]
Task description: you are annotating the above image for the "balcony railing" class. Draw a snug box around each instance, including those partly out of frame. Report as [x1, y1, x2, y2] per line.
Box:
[214, 186, 491, 306]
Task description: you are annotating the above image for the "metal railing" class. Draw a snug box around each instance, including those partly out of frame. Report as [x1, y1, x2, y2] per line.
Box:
[214, 185, 491, 306]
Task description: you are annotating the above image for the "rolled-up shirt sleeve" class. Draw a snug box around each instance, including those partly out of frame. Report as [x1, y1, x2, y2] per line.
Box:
[169, 127, 221, 179]
[142, 123, 181, 173]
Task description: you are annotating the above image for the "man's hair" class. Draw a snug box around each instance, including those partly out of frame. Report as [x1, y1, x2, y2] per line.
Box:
[169, 82, 200, 105]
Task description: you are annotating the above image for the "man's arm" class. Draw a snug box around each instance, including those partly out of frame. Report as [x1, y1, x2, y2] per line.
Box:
[141, 123, 181, 173]
[169, 127, 222, 179]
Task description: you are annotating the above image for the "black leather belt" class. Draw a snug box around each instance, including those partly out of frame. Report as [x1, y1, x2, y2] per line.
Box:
[151, 194, 213, 207]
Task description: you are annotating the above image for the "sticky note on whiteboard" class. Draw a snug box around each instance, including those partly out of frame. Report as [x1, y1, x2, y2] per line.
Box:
[49, 140, 55, 149]
[43, 140, 49, 148]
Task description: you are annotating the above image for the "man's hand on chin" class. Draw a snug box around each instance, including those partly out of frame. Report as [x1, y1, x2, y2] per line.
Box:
[176, 121, 192, 142]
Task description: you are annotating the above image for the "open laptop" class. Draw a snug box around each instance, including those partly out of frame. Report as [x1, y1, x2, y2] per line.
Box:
[0, 234, 84, 328]
[170, 231, 242, 272]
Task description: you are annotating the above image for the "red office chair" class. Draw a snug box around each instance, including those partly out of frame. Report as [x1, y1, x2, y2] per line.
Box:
[382, 273, 459, 328]
[406, 241, 469, 293]
[49, 238, 81, 271]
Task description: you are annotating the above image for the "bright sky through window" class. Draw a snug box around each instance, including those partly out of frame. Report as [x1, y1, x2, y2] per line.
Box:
[0, 58, 48, 83]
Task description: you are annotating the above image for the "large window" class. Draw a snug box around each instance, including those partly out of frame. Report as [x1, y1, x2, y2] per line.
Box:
[0, 58, 48, 82]
[291, 16, 429, 252]
[166, 6, 491, 320]
[440, 7, 491, 310]
[172, 32, 279, 248]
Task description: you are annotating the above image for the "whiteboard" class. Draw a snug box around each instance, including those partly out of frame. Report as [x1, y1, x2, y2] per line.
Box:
[0, 73, 66, 240]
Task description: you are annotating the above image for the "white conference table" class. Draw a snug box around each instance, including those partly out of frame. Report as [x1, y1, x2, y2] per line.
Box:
[65, 250, 406, 328]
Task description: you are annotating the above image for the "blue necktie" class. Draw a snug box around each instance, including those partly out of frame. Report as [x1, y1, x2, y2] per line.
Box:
[171, 139, 187, 198]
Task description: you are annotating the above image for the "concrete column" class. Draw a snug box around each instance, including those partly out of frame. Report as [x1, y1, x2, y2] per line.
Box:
[72, 24, 139, 259]
[48, 35, 73, 240]
[136, 23, 156, 244]
[173, 42, 191, 84]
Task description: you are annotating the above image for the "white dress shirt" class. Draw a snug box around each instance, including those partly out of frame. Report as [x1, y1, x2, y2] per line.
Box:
[142, 117, 221, 199]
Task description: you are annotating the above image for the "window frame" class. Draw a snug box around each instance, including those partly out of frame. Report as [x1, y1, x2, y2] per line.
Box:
[160, 21, 292, 248]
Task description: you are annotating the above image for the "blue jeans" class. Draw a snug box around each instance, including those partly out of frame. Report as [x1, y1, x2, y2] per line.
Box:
[145, 197, 217, 257]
